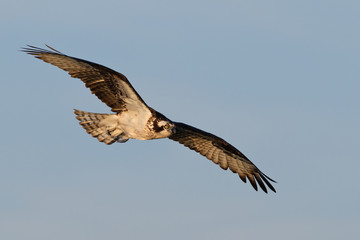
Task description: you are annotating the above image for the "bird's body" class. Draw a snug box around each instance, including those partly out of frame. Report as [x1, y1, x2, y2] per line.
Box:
[74, 107, 173, 144]
[23, 45, 276, 193]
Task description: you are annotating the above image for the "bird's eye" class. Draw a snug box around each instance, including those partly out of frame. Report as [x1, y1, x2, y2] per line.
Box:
[164, 124, 170, 130]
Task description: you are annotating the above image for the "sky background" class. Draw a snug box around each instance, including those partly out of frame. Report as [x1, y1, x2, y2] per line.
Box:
[1, 0, 359, 239]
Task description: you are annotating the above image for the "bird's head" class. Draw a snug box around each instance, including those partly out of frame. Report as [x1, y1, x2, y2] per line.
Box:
[152, 111, 175, 138]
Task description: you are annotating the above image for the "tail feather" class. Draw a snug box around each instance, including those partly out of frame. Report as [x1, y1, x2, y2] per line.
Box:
[74, 109, 128, 145]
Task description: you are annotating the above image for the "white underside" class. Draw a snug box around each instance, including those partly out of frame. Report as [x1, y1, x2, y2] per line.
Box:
[99, 99, 153, 140]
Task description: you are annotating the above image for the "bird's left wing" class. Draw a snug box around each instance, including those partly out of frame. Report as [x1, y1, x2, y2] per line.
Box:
[169, 122, 276, 193]
[22, 45, 148, 113]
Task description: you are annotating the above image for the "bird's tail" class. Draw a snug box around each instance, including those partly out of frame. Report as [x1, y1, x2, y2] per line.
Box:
[74, 109, 128, 145]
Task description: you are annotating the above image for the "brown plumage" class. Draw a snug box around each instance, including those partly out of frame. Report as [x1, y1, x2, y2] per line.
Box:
[169, 123, 276, 193]
[22, 45, 276, 193]
[22, 45, 147, 113]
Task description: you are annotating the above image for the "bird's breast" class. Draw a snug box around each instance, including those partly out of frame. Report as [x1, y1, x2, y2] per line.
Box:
[116, 110, 154, 140]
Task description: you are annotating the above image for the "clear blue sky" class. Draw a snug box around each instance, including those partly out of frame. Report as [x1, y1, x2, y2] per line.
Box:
[1, 0, 359, 239]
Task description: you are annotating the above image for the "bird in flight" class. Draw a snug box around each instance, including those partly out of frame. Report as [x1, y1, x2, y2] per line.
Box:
[22, 45, 276, 193]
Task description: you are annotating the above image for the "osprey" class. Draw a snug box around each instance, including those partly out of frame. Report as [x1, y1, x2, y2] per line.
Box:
[22, 45, 276, 193]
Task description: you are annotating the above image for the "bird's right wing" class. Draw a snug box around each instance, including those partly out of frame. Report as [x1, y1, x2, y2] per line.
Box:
[22, 45, 149, 113]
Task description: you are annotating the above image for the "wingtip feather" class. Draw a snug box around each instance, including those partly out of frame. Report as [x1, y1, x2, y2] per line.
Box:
[247, 175, 258, 191]
[254, 173, 268, 193]
[259, 173, 277, 193]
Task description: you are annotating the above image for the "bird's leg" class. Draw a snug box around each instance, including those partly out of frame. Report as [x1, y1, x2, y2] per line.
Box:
[106, 127, 129, 143]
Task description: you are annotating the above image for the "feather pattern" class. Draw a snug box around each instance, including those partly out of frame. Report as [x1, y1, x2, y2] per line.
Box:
[169, 122, 276, 193]
[21, 45, 148, 113]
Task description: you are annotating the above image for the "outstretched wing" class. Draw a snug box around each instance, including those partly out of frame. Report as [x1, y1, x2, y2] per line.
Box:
[22, 45, 148, 113]
[169, 122, 276, 193]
